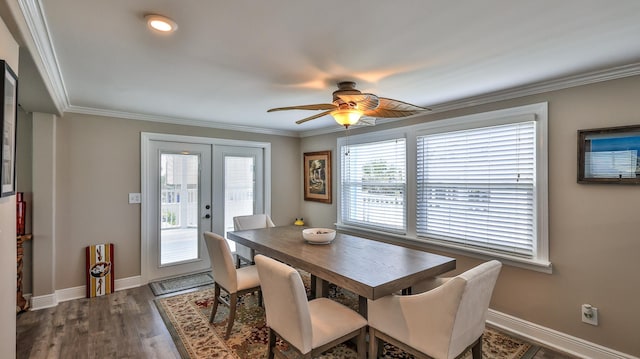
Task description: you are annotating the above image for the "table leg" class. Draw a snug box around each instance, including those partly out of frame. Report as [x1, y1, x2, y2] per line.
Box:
[310, 274, 329, 299]
[358, 296, 368, 319]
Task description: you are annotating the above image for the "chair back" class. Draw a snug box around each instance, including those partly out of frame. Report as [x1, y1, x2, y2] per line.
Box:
[203, 232, 238, 292]
[448, 260, 502, 357]
[233, 214, 275, 230]
[255, 254, 313, 353]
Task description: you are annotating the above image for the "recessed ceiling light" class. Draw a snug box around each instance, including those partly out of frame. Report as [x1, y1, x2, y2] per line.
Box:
[145, 14, 178, 33]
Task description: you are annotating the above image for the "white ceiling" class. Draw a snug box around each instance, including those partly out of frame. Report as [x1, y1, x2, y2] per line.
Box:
[12, 0, 640, 135]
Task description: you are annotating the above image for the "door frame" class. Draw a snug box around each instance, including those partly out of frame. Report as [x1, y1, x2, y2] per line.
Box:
[140, 132, 271, 284]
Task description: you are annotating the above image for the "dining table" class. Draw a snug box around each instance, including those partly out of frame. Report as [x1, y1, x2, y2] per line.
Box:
[227, 225, 456, 317]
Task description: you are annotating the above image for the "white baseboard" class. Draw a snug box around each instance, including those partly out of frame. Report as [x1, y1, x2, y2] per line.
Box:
[29, 293, 57, 310]
[29, 275, 143, 310]
[487, 309, 638, 359]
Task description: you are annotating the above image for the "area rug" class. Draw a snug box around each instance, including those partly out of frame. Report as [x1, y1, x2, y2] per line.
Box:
[155, 287, 540, 358]
[149, 272, 214, 296]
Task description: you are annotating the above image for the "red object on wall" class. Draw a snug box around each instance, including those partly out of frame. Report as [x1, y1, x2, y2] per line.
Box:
[16, 192, 25, 235]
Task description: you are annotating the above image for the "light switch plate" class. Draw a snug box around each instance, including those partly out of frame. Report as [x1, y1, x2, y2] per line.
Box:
[128, 193, 141, 204]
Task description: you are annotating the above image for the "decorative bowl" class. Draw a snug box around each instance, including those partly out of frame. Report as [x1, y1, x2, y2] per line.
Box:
[302, 228, 336, 244]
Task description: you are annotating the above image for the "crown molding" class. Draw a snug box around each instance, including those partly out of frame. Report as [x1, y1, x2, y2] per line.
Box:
[66, 105, 299, 137]
[427, 62, 640, 114]
[18, 0, 69, 113]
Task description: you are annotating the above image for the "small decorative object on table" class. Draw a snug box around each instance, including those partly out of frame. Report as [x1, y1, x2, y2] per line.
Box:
[302, 228, 336, 244]
[294, 217, 304, 226]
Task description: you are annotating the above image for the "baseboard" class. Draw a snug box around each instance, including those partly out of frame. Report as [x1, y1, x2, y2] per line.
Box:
[29, 275, 143, 310]
[487, 309, 638, 359]
[29, 293, 57, 310]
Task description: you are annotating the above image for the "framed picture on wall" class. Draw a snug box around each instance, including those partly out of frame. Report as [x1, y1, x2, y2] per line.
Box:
[578, 124, 640, 184]
[0, 60, 17, 197]
[303, 150, 331, 203]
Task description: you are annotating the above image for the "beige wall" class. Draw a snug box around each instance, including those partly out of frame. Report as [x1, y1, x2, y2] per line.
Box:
[46, 113, 300, 289]
[0, 14, 18, 359]
[16, 108, 32, 293]
[300, 75, 640, 356]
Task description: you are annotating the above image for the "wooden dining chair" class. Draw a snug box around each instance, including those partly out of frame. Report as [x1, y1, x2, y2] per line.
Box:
[203, 231, 261, 339]
[367, 260, 502, 359]
[232, 214, 275, 267]
[254, 254, 368, 359]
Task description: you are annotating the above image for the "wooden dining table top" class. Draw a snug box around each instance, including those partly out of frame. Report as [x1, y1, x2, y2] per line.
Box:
[227, 225, 456, 301]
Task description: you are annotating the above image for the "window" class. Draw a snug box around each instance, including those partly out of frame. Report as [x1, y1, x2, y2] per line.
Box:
[339, 137, 406, 233]
[416, 121, 536, 258]
[336, 103, 549, 271]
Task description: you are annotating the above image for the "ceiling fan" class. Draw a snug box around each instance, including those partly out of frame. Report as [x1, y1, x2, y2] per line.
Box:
[267, 81, 430, 128]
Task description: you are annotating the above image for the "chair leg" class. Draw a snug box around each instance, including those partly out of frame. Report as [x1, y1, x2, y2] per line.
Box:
[209, 283, 221, 323]
[471, 334, 482, 359]
[368, 327, 379, 359]
[356, 326, 366, 359]
[235, 254, 241, 268]
[267, 327, 276, 359]
[224, 293, 238, 339]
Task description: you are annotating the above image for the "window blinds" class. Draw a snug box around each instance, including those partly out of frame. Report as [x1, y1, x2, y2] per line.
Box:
[416, 121, 536, 257]
[341, 138, 406, 232]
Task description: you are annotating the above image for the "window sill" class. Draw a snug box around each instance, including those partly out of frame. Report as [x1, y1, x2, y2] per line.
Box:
[335, 223, 553, 274]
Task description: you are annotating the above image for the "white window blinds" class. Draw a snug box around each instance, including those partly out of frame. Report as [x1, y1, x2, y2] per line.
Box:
[341, 138, 406, 233]
[416, 121, 536, 257]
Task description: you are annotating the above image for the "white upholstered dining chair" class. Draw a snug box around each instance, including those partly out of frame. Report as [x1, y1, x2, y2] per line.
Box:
[255, 254, 368, 359]
[203, 231, 261, 339]
[368, 260, 502, 359]
[233, 213, 275, 267]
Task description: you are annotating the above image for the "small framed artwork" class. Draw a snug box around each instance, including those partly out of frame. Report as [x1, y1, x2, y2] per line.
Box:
[304, 150, 331, 203]
[0, 60, 17, 197]
[578, 125, 640, 184]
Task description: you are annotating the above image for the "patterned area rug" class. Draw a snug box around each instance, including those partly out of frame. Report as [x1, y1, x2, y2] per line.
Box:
[149, 272, 214, 296]
[155, 286, 539, 358]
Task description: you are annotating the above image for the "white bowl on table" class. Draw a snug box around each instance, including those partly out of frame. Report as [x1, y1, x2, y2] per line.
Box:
[302, 228, 336, 244]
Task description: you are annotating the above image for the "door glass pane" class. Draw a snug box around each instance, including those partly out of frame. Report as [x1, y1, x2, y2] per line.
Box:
[224, 156, 255, 250]
[160, 153, 199, 265]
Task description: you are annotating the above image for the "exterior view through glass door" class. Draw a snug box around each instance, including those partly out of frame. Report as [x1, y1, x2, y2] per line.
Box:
[213, 146, 265, 251]
[160, 153, 201, 265]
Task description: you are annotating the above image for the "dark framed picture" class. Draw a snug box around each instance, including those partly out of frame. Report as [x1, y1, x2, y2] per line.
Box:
[0, 60, 17, 197]
[578, 125, 640, 184]
[303, 150, 331, 203]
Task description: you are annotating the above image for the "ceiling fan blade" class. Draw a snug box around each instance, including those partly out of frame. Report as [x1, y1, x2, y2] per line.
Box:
[267, 103, 336, 112]
[354, 118, 376, 126]
[295, 110, 334, 124]
[335, 93, 379, 111]
[363, 97, 430, 118]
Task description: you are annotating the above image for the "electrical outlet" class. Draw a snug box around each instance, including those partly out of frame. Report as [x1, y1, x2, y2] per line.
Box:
[581, 304, 598, 326]
[128, 193, 141, 204]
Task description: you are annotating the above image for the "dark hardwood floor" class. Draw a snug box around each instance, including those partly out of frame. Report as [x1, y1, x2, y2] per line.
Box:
[16, 285, 577, 358]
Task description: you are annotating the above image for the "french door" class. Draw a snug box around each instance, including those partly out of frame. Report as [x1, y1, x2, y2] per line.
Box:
[145, 141, 212, 280]
[213, 146, 264, 251]
[141, 133, 270, 283]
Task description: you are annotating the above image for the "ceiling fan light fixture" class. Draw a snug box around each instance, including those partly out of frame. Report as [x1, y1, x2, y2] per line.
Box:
[332, 109, 362, 127]
[145, 14, 178, 33]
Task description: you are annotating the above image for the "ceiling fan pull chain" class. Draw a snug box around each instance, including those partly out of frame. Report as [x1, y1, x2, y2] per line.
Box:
[344, 127, 351, 156]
